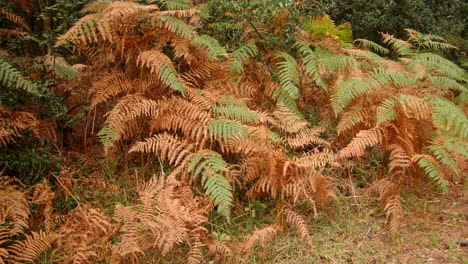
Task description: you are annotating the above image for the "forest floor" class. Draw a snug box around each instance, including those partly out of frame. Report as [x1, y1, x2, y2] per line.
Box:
[150, 182, 467, 264]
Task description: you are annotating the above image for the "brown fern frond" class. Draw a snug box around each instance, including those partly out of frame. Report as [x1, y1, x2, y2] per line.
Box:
[338, 124, 388, 160]
[0, 185, 30, 236]
[137, 49, 186, 93]
[90, 71, 134, 107]
[187, 239, 204, 264]
[287, 127, 329, 149]
[273, 103, 308, 133]
[8, 230, 58, 263]
[242, 225, 279, 252]
[102, 2, 158, 17]
[294, 148, 338, 168]
[284, 208, 314, 249]
[207, 240, 232, 259]
[129, 133, 194, 166]
[337, 107, 371, 134]
[398, 97, 432, 120]
[31, 182, 55, 232]
[0, 28, 28, 36]
[387, 144, 411, 176]
[367, 179, 402, 233]
[384, 196, 403, 234]
[0, 7, 30, 32]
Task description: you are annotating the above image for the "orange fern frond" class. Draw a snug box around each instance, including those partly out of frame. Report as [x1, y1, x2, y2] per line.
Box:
[129, 133, 194, 166]
[338, 124, 388, 160]
[284, 208, 314, 249]
[287, 127, 329, 149]
[242, 225, 279, 252]
[0, 7, 30, 32]
[8, 230, 58, 263]
[90, 71, 134, 107]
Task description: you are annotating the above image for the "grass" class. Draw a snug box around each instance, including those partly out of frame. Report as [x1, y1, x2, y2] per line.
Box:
[141, 187, 466, 264]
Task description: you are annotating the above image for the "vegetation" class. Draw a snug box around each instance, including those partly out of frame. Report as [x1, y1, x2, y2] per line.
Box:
[0, 0, 466, 263]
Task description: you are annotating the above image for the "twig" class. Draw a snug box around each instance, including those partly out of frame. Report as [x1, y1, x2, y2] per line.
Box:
[357, 226, 373, 249]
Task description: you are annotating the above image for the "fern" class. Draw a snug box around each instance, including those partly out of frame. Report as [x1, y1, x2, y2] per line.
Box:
[274, 51, 300, 99]
[163, 0, 193, 11]
[430, 97, 468, 140]
[0, 7, 30, 32]
[193, 35, 227, 59]
[230, 43, 258, 75]
[188, 150, 233, 219]
[412, 154, 449, 191]
[410, 53, 466, 82]
[428, 144, 458, 174]
[354, 39, 389, 55]
[284, 208, 313, 249]
[377, 98, 397, 124]
[137, 50, 187, 94]
[295, 41, 328, 89]
[405, 29, 456, 52]
[0, 59, 39, 95]
[428, 76, 466, 92]
[332, 79, 374, 114]
[337, 106, 370, 133]
[97, 124, 117, 153]
[322, 54, 358, 73]
[9, 231, 58, 263]
[242, 225, 279, 252]
[129, 133, 193, 166]
[370, 68, 414, 87]
[212, 97, 260, 123]
[156, 15, 195, 39]
[338, 125, 387, 160]
[207, 119, 247, 141]
[439, 136, 468, 157]
[381, 33, 413, 57]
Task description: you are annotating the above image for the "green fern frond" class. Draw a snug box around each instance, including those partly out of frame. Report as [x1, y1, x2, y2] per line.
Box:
[302, 15, 337, 38]
[274, 93, 304, 120]
[350, 50, 385, 64]
[213, 98, 260, 123]
[428, 144, 458, 174]
[405, 29, 456, 52]
[274, 51, 300, 99]
[322, 54, 358, 73]
[137, 50, 186, 94]
[163, 0, 193, 10]
[332, 79, 374, 114]
[454, 90, 468, 104]
[295, 42, 328, 89]
[430, 97, 468, 140]
[193, 35, 227, 59]
[412, 154, 449, 192]
[230, 43, 258, 75]
[381, 33, 412, 57]
[440, 137, 468, 157]
[97, 124, 117, 153]
[354, 39, 389, 55]
[188, 150, 233, 219]
[337, 106, 369, 133]
[207, 119, 247, 141]
[0, 59, 39, 95]
[197, 3, 211, 20]
[371, 68, 414, 87]
[377, 98, 397, 124]
[429, 76, 466, 92]
[156, 15, 195, 39]
[410, 53, 465, 82]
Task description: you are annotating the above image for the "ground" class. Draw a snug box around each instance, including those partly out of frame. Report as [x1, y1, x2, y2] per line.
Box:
[150, 182, 467, 264]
